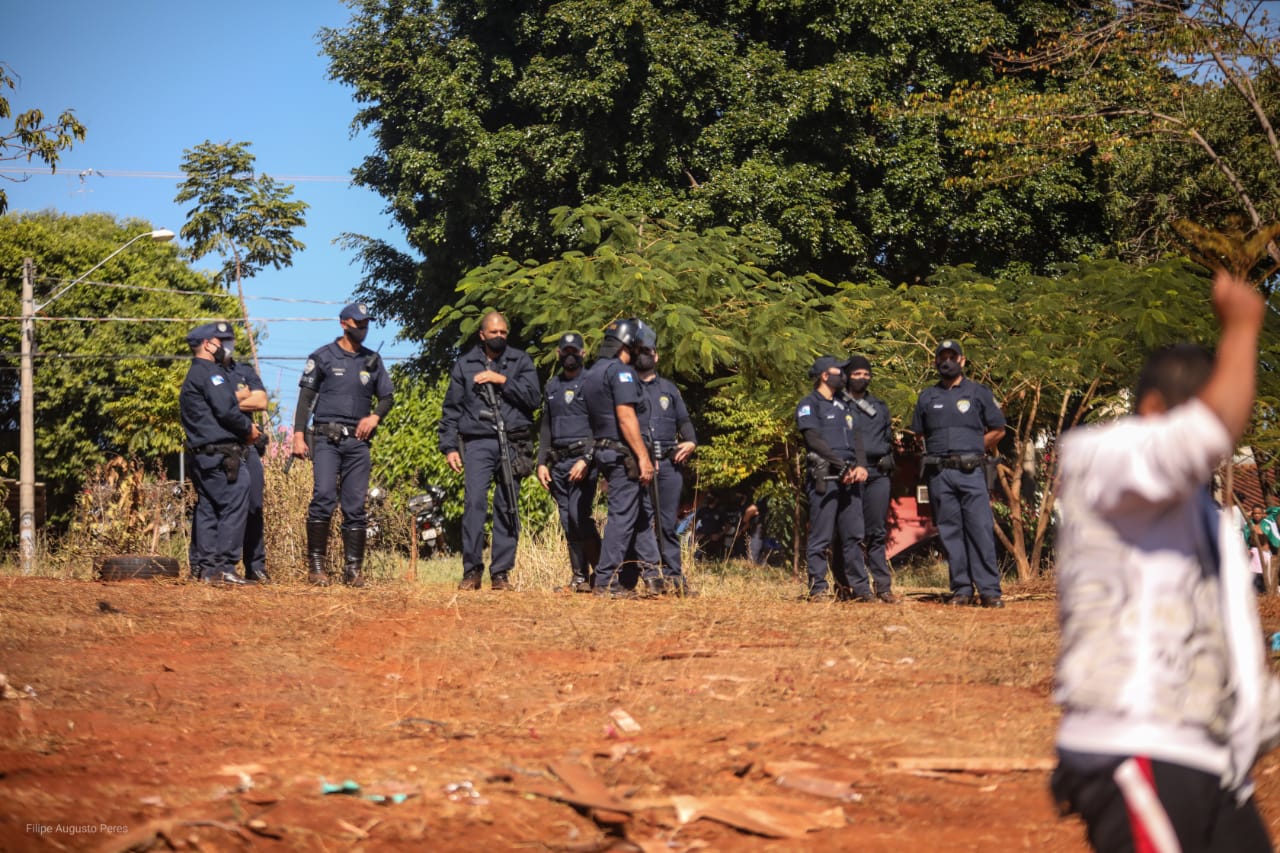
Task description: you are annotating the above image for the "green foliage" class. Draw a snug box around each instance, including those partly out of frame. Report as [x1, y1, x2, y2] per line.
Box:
[321, 0, 1106, 346]
[0, 211, 240, 525]
[175, 140, 309, 288]
[0, 63, 85, 216]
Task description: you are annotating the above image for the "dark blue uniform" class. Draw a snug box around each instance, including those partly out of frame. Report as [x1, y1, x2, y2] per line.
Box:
[796, 390, 864, 597]
[181, 357, 254, 582]
[227, 359, 267, 579]
[538, 371, 601, 585]
[299, 341, 395, 530]
[837, 390, 895, 597]
[439, 344, 541, 583]
[582, 355, 661, 593]
[911, 377, 1006, 600]
[637, 374, 696, 584]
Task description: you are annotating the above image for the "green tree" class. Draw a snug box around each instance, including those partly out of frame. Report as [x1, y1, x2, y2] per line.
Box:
[0, 212, 240, 524]
[904, 0, 1280, 285]
[322, 0, 1106, 345]
[0, 62, 85, 216]
[175, 140, 308, 367]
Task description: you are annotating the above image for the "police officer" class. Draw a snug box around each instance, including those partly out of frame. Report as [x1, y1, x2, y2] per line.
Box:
[226, 344, 270, 583]
[796, 356, 868, 600]
[181, 322, 260, 585]
[830, 355, 899, 603]
[632, 325, 698, 596]
[536, 332, 601, 593]
[581, 318, 661, 597]
[910, 340, 1007, 607]
[439, 311, 541, 591]
[291, 302, 395, 587]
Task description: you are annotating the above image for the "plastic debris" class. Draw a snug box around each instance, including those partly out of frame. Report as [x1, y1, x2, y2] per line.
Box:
[609, 707, 642, 734]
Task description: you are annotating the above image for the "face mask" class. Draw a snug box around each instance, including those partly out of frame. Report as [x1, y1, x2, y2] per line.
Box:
[823, 373, 846, 393]
[560, 353, 582, 372]
[937, 360, 962, 380]
[209, 342, 229, 364]
[484, 335, 508, 355]
[847, 378, 869, 394]
[346, 325, 369, 345]
[633, 352, 656, 371]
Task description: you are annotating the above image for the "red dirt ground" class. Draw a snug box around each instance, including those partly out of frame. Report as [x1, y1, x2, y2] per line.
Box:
[3, 577, 1280, 852]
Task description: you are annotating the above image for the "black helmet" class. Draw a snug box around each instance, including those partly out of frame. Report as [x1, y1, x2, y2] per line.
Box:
[634, 320, 657, 350]
[603, 317, 643, 346]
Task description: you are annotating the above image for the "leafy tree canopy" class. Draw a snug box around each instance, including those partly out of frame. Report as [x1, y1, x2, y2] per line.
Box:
[322, 0, 1106, 345]
[0, 62, 85, 216]
[0, 212, 243, 524]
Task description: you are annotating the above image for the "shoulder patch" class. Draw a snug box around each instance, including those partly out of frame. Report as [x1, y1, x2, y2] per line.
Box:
[798, 404, 812, 417]
[303, 358, 316, 375]
[618, 372, 634, 383]
[210, 375, 226, 386]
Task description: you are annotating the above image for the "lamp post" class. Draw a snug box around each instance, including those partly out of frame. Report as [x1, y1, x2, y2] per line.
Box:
[18, 228, 175, 574]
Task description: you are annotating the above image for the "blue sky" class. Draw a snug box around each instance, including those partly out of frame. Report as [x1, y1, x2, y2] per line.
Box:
[4, 0, 417, 420]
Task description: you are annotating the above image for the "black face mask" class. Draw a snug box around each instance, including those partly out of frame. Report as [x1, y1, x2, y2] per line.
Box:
[937, 360, 962, 380]
[484, 335, 508, 356]
[210, 342, 230, 365]
[823, 374, 846, 393]
[346, 326, 369, 345]
[633, 352, 656, 372]
[560, 353, 582, 372]
[847, 378, 870, 394]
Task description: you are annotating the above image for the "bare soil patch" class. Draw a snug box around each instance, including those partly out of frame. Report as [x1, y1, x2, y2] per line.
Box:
[3, 578, 1280, 851]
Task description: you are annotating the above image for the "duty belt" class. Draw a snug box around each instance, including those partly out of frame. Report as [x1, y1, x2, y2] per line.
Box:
[548, 439, 591, 464]
[593, 438, 633, 456]
[924, 454, 986, 471]
[314, 422, 357, 441]
[645, 441, 677, 461]
[190, 441, 243, 455]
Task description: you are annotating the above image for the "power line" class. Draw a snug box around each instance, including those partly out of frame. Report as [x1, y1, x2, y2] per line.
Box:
[30, 277, 352, 304]
[0, 316, 341, 323]
[0, 167, 351, 183]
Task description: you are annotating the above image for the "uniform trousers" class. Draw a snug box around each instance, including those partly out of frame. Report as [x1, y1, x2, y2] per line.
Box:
[549, 455, 600, 580]
[308, 434, 371, 531]
[595, 448, 661, 592]
[461, 437, 520, 580]
[926, 465, 1000, 598]
[189, 449, 250, 580]
[242, 445, 265, 576]
[844, 470, 892, 594]
[805, 480, 864, 596]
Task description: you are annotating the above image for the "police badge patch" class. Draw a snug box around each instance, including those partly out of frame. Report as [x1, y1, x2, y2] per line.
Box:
[564, 390, 575, 404]
[957, 399, 971, 413]
[303, 358, 316, 375]
[659, 395, 670, 410]
[360, 371, 370, 386]
[845, 414, 853, 429]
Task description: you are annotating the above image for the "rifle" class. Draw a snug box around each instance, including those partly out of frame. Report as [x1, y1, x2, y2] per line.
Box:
[648, 438, 665, 558]
[479, 378, 519, 530]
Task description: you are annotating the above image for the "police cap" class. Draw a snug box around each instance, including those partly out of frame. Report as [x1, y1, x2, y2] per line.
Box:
[340, 302, 372, 322]
[185, 321, 235, 347]
[557, 332, 585, 353]
[935, 339, 963, 358]
[809, 355, 842, 379]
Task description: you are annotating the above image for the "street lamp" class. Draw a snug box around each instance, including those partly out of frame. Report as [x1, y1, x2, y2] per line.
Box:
[18, 228, 176, 574]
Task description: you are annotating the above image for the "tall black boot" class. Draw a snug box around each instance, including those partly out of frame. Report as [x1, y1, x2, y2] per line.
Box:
[342, 527, 367, 588]
[307, 519, 330, 586]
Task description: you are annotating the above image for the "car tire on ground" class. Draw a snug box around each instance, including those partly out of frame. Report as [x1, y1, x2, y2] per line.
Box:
[96, 555, 181, 581]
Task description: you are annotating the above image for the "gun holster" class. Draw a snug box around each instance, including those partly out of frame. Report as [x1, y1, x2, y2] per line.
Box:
[222, 446, 246, 483]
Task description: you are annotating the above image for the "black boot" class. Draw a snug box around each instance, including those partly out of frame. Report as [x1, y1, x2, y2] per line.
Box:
[342, 528, 367, 588]
[306, 519, 330, 586]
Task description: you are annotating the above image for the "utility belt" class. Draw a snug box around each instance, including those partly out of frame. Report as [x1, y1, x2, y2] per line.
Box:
[314, 422, 361, 442]
[189, 441, 248, 483]
[806, 452, 852, 496]
[547, 439, 592, 465]
[923, 453, 987, 473]
[594, 438, 642, 480]
[645, 440, 678, 462]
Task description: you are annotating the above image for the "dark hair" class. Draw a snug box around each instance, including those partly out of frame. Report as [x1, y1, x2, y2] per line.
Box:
[1135, 343, 1214, 411]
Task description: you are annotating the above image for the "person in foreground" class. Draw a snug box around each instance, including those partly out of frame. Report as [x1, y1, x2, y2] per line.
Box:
[1051, 269, 1280, 852]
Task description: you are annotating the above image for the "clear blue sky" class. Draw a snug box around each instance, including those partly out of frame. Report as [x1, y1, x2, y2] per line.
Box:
[4, 0, 417, 421]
